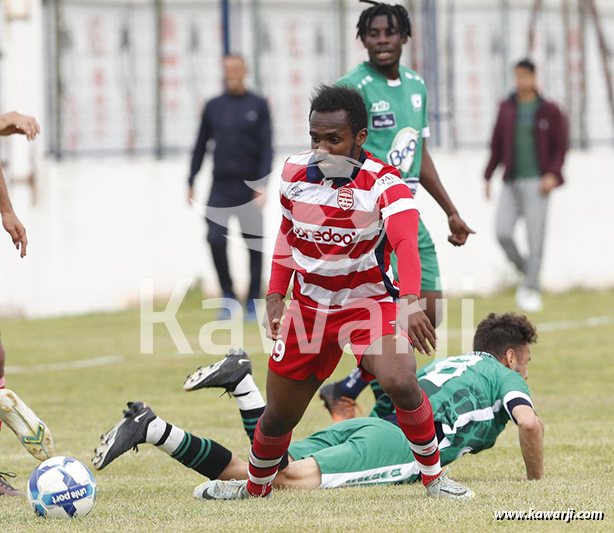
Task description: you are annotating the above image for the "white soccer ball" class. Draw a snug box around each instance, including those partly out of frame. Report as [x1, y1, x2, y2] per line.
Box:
[27, 456, 97, 519]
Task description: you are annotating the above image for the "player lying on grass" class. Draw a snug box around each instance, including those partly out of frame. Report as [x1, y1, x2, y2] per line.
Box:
[0, 111, 54, 497]
[92, 313, 543, 498]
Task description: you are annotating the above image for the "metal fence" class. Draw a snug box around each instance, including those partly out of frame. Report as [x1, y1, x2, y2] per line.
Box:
[44, 0, 614, 158]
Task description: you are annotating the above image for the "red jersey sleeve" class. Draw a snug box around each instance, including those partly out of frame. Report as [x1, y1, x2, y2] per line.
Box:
[268, 161, 296, 297]
[374, 172, 421, 297]
[267, 214, 295, 297]
[384, 209, 421, 297]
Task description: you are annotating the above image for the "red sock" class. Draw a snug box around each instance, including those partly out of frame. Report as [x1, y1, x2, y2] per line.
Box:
[246, 420, 292, 497]
[395, 390, 442, 485]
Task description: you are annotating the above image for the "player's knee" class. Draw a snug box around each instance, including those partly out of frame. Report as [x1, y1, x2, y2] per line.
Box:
[378, 372, 420, 406]
[496, 227, 514, 246]
[274, 464, 297, 488]
[259, 409, 298, 437]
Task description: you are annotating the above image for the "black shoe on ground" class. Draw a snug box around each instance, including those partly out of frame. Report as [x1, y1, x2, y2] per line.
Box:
[92, 402, 156, 471]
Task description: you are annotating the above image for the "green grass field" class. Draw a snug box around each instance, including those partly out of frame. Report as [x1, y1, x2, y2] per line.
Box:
[1, 289, 613, 531]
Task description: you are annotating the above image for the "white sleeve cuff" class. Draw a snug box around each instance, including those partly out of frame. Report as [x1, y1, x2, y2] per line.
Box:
[381, 198, 419, 219]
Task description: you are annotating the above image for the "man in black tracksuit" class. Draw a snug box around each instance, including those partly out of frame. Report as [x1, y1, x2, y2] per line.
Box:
[188, 56, 273, 320]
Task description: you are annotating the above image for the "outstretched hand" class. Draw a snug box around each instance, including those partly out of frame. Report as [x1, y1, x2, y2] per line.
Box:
[447, 213, 475, 246]
[1, 211, 27, 258]
[0, 112, 41, 141]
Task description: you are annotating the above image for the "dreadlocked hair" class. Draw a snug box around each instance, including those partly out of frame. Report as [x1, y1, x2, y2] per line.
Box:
[356, 1, 412, 40]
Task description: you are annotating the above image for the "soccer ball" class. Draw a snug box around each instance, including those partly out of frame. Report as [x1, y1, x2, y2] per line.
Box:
[27, 456, 97, 519]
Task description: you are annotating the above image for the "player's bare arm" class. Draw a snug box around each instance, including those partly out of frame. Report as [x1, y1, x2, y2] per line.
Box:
[384, 207, 436, 354]
[419, 142, 475, 246]
[0, 111, 40, 141]
[513, 404, 544, 480]
[0, 168, 28, 258]
[264, 196, 295, 340]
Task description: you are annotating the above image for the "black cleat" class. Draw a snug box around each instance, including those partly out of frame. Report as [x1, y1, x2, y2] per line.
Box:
[92, 402, 156, 471]
[0, 472, 24, 497]
[183, 349, 252, 393]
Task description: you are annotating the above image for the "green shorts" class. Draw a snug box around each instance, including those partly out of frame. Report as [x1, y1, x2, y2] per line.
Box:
[288, 418, 420, 489]
[391, 217, 441, 293]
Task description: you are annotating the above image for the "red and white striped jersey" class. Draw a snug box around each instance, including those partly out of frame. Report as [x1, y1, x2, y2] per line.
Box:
[269, 150, 420, 309]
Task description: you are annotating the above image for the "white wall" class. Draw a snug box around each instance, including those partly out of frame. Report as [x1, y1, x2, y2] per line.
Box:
[0, 1, 612, 318]
[416, 148, 614, 295]
[1, 148, 613, 318]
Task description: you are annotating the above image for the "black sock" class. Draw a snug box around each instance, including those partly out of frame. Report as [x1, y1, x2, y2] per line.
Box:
[237, 405, 265, 444]
[278, 452, 290, 472]
[338, 368, 369, 399]
[168, 432, 232, 480]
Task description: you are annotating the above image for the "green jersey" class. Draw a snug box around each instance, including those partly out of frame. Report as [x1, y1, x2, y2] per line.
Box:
[371, 352, 534, 458]
[338, 61, 429, 195]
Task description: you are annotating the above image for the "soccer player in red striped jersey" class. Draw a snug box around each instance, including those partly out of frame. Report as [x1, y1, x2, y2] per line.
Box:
[198, 85, 473, 500]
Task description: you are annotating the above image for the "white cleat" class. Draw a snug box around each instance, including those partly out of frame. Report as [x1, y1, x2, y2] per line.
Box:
[0, 389, 54, 461]
[194, 479, 265, 501]
[425, 468, 474, 500]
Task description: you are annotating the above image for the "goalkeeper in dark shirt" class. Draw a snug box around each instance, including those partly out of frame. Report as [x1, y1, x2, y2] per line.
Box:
[188, 55, 273, 320]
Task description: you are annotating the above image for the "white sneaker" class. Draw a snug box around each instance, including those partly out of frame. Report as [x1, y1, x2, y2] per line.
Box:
[516, 288, 543, 312]
[0, 389, 54, 461]
[515, 286, 528, 307]
[194, 479, 259, 500]
[425, 468, 474, 499]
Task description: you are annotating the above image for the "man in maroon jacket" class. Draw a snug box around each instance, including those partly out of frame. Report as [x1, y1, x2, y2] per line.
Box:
[484, 59, 567, 312]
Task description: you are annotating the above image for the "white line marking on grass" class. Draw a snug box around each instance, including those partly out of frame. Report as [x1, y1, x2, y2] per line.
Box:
[6, 317, 613, 375]
[445, 316, 614, 339]
[6, 355, 126, 375]
[535, 316, 614, 332]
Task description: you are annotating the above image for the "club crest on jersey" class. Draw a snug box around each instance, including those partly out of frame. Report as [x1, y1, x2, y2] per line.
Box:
[337, 188, 354, 210]
[411, 94, 423, 111]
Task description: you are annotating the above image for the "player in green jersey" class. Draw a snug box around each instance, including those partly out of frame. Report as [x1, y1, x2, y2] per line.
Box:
[324, 0, 476, 420]
[338, 2, 474, 329]
[94, 313, 543, 495]
[291, 312, 542, 488]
